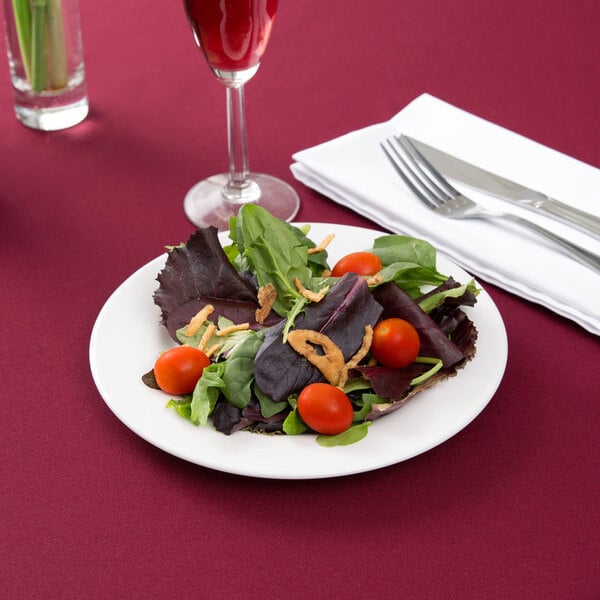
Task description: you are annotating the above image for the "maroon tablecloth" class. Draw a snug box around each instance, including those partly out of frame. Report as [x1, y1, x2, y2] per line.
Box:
[2, 2, 599, 598]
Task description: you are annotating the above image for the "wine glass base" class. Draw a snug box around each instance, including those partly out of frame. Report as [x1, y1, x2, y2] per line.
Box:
[183, 173, 300, 230]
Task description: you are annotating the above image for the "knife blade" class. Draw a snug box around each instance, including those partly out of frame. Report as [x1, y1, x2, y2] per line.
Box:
[406, 136, 600, 238]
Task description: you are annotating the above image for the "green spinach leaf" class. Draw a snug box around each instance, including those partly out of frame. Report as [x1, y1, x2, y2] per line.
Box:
[317, 422, 372, 446]
[166, 398, 192, 421]
[371, 234, 438, 269]
[235, 205, 310, 315]
[190, 362, 226, 426]
[369, 235, 447, 296]
[282, 406, 307, 435]
[254, 384, 289, 418]
[222, 330, 265, 408]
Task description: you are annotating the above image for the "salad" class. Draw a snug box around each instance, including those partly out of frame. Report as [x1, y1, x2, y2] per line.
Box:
[143, 205, 479, 446]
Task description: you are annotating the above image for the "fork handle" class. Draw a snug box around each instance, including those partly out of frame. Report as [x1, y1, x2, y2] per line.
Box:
[503, 214, 600, 272]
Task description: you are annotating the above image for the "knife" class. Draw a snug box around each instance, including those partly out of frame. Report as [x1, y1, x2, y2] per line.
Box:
[406, 136, 600, 238]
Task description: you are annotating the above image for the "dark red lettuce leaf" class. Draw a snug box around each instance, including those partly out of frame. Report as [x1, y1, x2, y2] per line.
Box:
[372, 282, 465, 367]
[355, 363, 429, 401]
[439, 308, 477, 359]
[212, 402, 242, 435]
[254, 273, 383, 402]
[416, 276, 477, 307]
[153, 227, 280, 341]
[417, 276, 478, 332]
[242, 400, 287, 432]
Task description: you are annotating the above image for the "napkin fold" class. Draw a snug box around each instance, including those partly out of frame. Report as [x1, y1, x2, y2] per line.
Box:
[291, 93, 600, 336]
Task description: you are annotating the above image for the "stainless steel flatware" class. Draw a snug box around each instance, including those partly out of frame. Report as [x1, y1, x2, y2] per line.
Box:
[404, 136, 600, 238]
[381, 135, 600, 273]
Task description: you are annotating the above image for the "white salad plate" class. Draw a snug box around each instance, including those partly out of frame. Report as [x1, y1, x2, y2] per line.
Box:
[89, 223, 507, 479]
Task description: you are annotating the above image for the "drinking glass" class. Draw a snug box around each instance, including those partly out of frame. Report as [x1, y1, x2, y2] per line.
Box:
[182, 0, 300, 230]
[2, 0, 88, 130]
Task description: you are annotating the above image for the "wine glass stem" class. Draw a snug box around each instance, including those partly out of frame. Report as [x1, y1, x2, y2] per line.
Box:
[225, 83, 259, 202]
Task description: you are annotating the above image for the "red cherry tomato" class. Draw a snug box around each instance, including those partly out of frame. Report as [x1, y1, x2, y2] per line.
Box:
[297, 383, 354, 435]
[153, 346, 210, 395]
[370, 318, 420, 369]
[331, 251, 383, 277]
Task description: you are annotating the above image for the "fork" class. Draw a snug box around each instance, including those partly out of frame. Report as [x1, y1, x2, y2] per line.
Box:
[381, 135, 600, 273]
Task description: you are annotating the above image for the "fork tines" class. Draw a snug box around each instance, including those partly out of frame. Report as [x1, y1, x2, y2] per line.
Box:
[381, 135, 458, 209]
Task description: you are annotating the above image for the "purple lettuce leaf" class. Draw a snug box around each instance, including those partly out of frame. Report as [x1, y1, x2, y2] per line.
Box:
[153, 227, 280, 341]
[417, 276, 478, 325]
[254, 273, 383, 402]
[355, 363, 429, 400]
[211, 402, 242, 435]
[242, 400, 287, 433]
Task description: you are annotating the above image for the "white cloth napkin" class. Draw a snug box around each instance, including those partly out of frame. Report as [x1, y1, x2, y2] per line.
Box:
[291, 93, 600, 336]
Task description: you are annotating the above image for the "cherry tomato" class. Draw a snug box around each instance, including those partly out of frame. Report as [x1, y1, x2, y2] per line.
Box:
[153, 346, 210, 395]
[331, 251, 383, 277]
[297, 383, 354, 435]
[370, 318, 420, 369]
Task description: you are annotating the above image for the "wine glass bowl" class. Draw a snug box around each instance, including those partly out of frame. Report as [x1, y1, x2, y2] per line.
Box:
[182, 0, 300, 230]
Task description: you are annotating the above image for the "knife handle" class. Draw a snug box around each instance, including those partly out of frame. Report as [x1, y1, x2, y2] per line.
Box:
[505, 214, 600, 273]
[538, 197, 600, 238]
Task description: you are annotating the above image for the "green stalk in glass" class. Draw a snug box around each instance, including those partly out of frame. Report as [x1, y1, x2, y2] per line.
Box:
[11, 0, 32, 80]
[11, 0, 67, 91]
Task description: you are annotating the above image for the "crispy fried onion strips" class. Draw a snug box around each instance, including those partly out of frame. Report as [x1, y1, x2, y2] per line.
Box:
[287, 326, 373, 388]
[255, 283, 277, 324]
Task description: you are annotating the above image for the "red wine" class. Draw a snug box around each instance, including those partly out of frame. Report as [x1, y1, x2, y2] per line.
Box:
[184, 0, 278, 72]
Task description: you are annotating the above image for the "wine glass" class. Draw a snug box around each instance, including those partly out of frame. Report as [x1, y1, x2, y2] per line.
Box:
[182, 0, 300, 230]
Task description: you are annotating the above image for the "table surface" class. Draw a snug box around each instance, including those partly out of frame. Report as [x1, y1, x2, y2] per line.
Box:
[2, 1, 599, 598]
